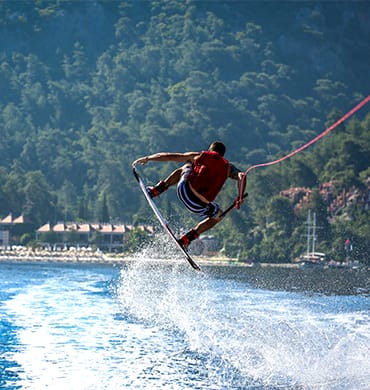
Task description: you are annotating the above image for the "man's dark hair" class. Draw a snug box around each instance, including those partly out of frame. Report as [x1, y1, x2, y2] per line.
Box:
[209, 141, 226, 156]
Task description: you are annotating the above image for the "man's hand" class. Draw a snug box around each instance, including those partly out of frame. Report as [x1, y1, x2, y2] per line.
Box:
[235, 172, 246, 209]
[132, 156, 149, 167]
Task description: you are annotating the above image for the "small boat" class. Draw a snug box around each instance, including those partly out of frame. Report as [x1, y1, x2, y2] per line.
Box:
[298, 210, 327, 269]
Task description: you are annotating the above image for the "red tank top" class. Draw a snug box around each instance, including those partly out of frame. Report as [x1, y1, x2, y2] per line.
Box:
[188, 151, 229, 201]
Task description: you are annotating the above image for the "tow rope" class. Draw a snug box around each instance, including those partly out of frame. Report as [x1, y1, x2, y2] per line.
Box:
[232, 95, 370, 212]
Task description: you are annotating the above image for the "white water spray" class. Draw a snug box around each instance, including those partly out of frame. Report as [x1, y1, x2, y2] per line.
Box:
[117, 248, 370, 389]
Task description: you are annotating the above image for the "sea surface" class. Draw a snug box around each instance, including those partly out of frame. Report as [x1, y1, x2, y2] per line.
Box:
[0, 257, 369, 389]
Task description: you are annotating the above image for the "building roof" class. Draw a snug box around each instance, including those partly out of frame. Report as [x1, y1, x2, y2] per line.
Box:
[1, 213, 14, 223]
[0, 213, 32, 225]
[36, 222, 152, 235]
[37, 223, 52, 232]
[53, 223, 67, 232]
[78, 224, 92, 233]
[13, 215, 32, 224]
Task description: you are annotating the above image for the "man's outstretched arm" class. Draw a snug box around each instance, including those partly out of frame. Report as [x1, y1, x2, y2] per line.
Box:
[132, 152, 199, 166]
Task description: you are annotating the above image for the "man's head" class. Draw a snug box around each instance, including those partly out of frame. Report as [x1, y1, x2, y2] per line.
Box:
[209, 141, 226, 156]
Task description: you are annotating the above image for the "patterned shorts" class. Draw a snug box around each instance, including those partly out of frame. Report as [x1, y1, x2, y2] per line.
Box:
[176, 165, 220, 218]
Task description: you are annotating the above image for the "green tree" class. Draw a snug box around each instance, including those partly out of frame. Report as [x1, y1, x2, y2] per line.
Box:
[24, 171, 55, 225]
[267, 195, 295, 236]
[125, 228, 149, 253]
[98, 192, 110, 223]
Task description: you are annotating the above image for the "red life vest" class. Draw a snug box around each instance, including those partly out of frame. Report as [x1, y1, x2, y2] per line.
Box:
[188, 151, 229, 202]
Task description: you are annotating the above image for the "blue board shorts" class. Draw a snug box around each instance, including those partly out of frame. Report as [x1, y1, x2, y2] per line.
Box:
[177, 165, 220, 218]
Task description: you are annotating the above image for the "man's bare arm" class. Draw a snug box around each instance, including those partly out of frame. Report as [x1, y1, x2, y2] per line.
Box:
[132, 152, 200, 166]
[228, 163, 242, 180]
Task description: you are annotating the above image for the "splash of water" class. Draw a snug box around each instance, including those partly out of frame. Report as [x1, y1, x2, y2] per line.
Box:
[116, 245, 370, 389]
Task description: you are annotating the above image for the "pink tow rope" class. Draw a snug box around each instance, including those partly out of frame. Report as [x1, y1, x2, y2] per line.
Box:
[236, 95, 370, 207]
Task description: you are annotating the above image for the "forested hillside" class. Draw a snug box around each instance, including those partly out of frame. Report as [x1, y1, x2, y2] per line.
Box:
[0, 1, 369, 262]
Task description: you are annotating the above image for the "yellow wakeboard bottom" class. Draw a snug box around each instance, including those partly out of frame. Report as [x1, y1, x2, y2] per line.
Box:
[132, 166, 201, 271]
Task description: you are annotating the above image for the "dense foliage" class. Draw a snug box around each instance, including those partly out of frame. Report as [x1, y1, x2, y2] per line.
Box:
[0, 1, 369, 263]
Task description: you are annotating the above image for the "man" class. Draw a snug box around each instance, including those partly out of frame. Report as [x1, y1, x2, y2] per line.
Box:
[132, 141, 245, 249]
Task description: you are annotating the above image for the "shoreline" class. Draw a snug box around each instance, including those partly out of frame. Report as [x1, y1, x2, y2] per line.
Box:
[0, 250, 367, 270]
[0, 249, 292, 267]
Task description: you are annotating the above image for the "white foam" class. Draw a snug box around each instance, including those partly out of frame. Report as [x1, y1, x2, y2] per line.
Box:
[117, 261, 370, 389]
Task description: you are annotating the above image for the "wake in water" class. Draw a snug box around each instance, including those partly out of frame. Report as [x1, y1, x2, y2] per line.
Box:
[116, 240, 370, 389]
[1, 257, 368, 389]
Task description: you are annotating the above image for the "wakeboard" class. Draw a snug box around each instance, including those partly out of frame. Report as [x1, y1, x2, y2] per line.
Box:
[132, 166, 201, 271]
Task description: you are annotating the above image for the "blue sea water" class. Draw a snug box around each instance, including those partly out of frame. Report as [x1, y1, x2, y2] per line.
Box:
[0, 258, 369, 389]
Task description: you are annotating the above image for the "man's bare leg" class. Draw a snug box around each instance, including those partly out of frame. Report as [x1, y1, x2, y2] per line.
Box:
[178, 213, 222, 249]
[163, 167, 183, 187]
[148, 167, 183, 197]
[193, 215, 221, 235]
